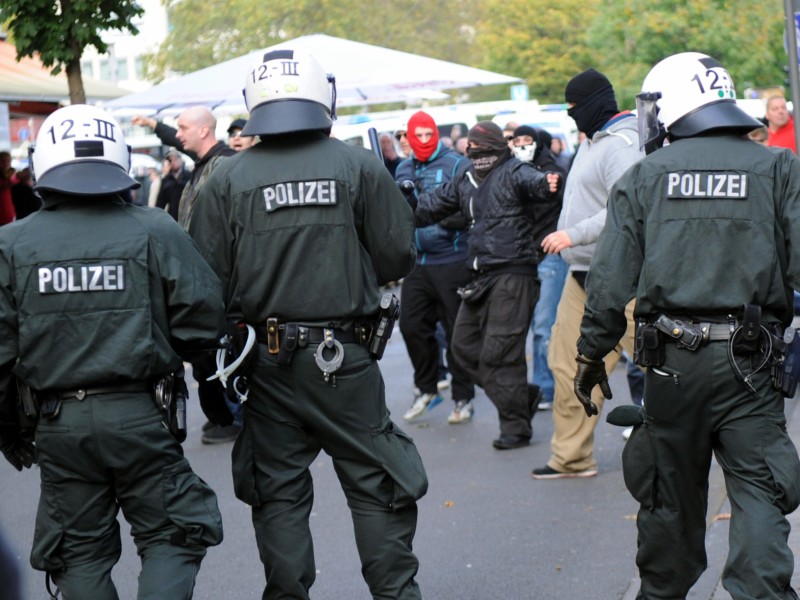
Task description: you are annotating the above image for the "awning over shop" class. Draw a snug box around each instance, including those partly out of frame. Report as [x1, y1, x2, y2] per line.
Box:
[0, 40, 131, 116]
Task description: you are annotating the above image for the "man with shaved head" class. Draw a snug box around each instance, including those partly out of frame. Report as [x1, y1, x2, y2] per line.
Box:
[132, 108, 236, 226]
[172, 107, 235, 227]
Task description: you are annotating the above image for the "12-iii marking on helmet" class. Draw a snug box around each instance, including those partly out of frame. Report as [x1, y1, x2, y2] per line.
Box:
[690, 57, 735, 99]
[250, 59, 300, 85]
[46, 118, 117, 144]
[666, 172, 748, 199]
[31, 104, 138, 196]
[263, 180, 337, 213]
[38, 264, 125, 294]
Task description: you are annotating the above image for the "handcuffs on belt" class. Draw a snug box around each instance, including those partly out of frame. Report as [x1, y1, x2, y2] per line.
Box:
[314, 328, 344, 386]
[267, 319, 345, 386]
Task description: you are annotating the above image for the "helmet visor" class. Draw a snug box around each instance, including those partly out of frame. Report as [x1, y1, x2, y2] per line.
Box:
[636, 91, 663, 152]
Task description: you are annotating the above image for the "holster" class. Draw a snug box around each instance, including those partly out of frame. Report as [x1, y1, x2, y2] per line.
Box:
[16, 379, 39, 420]
[633, 321, 665, 367]
[369, 293, 400, 360]
[153, 368, 188, 442]
[772, 327, 800, 397]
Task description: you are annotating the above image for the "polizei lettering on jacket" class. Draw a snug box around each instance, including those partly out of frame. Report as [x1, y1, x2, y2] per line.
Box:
[665, 171, 748, 199]
[262, 180, 337, 213]
[38, 264, 125, 294]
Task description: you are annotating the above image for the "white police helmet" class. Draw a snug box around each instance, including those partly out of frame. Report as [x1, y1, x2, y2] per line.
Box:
[30, 104, 138, 195]
[636, 52, 761, 153]
[241, 49, 336, 136]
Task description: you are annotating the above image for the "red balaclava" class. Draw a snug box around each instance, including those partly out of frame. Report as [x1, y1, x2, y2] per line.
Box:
[407, 111, 439, 162]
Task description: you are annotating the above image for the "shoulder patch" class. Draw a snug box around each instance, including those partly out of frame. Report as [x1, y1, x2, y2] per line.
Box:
[665, 171, 748, 199]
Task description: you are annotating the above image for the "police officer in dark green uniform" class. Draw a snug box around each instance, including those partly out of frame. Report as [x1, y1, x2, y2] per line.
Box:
[573, 52, 800, 599]
[189, 49, 427, 599]
[0, 104, 226, 599]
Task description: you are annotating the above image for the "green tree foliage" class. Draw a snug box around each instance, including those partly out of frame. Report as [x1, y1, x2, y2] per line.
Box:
[148, 0, 481, 81]
[474, 0, 600, 104]
[145, 0, 787, 109]
[0, 0, 143, 103]
[585, 0, 786, 108]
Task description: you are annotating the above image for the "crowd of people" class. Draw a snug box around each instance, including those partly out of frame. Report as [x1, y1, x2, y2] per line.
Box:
[1, 49, 800, 600]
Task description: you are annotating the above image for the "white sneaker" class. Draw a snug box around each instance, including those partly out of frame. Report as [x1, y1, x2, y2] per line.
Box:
[447, 400, 474, 424]
[622, 426, 633, 440]
[437, 377, 450, 391]
[538, 400, 553, 411]
[403, 392, 443, 421]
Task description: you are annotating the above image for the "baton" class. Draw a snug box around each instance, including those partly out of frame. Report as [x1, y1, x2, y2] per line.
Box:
[367, 127, 384, 162]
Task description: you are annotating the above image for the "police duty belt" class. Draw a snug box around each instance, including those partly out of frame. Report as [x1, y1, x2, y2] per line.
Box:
[652, 315, 735, 350]
[260, 319, 374, 385]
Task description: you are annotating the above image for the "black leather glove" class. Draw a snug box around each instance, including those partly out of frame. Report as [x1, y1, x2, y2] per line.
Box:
[0, 423, 36, 471]
[398, 180, 418, 210]
[573, 354, 612, 417]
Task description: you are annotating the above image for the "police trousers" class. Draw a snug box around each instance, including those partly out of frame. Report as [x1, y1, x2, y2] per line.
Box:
[31, 393, 223, 600]
[232, 342, 427, 600]
[451, 272, 539, 438]
[626, 341, 800, 600]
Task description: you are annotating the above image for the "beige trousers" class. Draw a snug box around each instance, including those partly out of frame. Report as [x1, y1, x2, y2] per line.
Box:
[546, 273, 637, 472]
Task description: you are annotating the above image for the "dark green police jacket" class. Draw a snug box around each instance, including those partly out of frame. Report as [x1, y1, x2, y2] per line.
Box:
[0, 193, 225, 409]
[189, 132, 417, 324]
[578, 135, 800, 360]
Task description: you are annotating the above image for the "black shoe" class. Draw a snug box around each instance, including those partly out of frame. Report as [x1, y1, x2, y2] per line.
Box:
[201, 423, 241, 444]
[530, 465, 598, 479]
[202, 420, 214, 432]
[492, 434, 531, 450]
[527, 383, 543, 421]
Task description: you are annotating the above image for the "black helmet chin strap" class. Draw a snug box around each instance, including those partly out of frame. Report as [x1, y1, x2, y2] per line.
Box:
[327, 74, 337, 121]
[28, 144, 36, 184]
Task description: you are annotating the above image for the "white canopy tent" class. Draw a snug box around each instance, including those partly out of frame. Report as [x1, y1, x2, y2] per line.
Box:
[104, 34, 522, 114]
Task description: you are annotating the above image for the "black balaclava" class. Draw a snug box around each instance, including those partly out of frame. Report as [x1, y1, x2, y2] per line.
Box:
[467, 121, 511, 181]
[512, 125, 540, 163]
[565, 68, 619, 139]
[537, 128, 553, 152]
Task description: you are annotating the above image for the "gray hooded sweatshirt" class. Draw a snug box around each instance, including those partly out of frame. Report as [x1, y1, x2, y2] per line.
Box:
[557, 113, 644, 271]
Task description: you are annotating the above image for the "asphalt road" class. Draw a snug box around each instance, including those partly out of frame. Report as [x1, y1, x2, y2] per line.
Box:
[2, 326, 798, 599]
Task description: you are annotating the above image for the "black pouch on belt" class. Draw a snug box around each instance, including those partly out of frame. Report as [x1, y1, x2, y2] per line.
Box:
[634, 321, 665, 367]
[732, 304, 762, 355]
[38, 394, 62, 420]
[653, 315, 703, 351]
[277, 323, 299, 366]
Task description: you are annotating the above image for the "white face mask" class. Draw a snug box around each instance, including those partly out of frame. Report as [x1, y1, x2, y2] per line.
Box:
[513, 142, 536, 163]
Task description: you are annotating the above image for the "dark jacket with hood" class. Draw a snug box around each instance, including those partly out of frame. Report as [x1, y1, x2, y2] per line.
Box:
[395, 143, 469, 266]
[415, 154, 555, 273]
[528, 131, 566, 254]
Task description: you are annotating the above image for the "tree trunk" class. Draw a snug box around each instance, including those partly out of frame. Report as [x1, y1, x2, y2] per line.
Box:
[65, 57, 86, 105]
